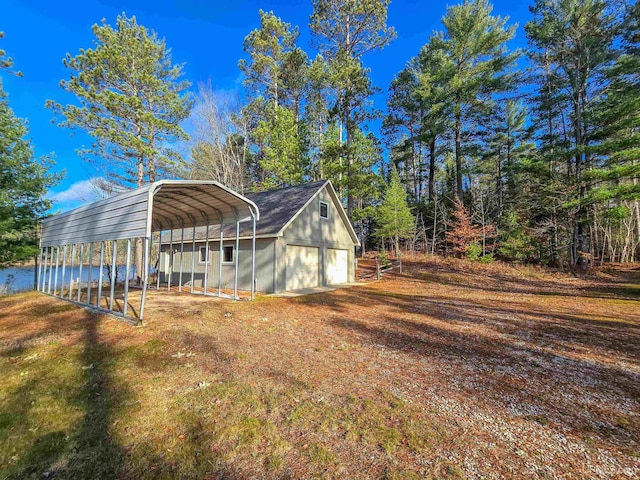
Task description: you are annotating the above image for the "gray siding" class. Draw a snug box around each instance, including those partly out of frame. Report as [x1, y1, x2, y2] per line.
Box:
[161, 238, 276, 293]
[41, 187, 151, 247]
[282, 187, 356, 287]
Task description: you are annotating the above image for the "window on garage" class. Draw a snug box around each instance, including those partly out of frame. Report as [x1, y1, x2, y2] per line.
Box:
[222, 245, 234, 263]
[319, 200, 329, 219]
[199, 246, 208, 263]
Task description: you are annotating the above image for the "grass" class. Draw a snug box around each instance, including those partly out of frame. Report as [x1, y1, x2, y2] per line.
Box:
[0, 257, 639, 478]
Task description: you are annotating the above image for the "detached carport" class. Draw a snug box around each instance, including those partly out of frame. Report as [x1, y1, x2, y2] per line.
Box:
[37, 180, 260, 323]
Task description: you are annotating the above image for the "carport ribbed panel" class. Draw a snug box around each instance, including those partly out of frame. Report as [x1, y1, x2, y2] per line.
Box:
[40, 180, 260, 248]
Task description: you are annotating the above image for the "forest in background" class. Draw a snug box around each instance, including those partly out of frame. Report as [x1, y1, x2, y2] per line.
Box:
[2, 0, 640, 268]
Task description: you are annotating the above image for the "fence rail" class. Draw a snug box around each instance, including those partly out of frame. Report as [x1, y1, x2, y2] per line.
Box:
[375, 256, 402, 280]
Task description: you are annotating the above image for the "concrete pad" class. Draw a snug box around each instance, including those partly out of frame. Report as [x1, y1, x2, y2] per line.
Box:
[271, 282, 364, 298]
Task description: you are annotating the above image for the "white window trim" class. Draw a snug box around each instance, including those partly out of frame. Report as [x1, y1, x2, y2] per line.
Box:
[222, 245, 235, 264]
[198, 246, 209, 264]
[319, 200, 329, 219]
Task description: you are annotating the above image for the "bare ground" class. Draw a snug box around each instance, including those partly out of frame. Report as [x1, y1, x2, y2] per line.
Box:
[0, 257, 638, 479]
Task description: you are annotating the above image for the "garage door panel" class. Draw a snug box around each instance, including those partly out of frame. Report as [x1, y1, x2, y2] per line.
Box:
[327, 248, 348, 285]
[286, 245, 319, 290]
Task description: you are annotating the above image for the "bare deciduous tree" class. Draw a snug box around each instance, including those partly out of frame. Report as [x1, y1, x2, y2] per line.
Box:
[188, 82, 249, 192]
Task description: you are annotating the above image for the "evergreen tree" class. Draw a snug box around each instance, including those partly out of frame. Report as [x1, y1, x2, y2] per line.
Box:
[375, 166, 414, 256]
[591, 1, 640, 262]
[239, 10, 307, 189]
[47, 14, 192, 189]
[525, 0, 618, 267]
[1, 40, 59, 266]
[431, 0, 519, 201]
[310, 0, 396, 217]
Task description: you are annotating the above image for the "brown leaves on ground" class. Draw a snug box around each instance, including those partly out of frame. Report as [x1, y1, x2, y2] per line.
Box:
[0, 257, 638, 479]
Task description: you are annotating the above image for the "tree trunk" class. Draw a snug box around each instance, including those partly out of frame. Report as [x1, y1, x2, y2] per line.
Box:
[428, 138, 436, 203]
[346, 114, 354, 219]
[454, 112, 463, 201]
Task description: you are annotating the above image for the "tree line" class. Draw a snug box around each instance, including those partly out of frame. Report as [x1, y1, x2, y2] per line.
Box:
[2, 0, 639, 268]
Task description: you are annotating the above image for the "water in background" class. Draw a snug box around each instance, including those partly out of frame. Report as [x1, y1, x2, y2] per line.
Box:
[0, 265, 136, 294]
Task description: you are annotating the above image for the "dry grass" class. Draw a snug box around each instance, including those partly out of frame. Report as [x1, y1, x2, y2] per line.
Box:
[0, 257, 638, 479]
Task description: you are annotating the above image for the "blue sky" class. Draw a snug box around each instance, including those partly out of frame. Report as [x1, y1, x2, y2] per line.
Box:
[2, 0, 533, 212]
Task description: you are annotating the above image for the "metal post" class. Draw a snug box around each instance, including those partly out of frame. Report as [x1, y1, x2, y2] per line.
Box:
[97, 242, 105, 308]
[203, 219, 210, 295]
[69, 244, 76, 300]
[218, 224, 224, 297]
[190, 225, 196, 294]
[234, 221, 239, 299]
[251, 212, 256, 301]
[60, 245, 67, 297]
[53, 247, 60, 296]
[77, 244, 84, 302]
[87, 243, 94, 305]
[156, 233, 161, 290]
[40, 248, 47, 292]
[47, 246, 54, 294]
[123, 239, 131, 317]
[179, 225, 184, 292]
[139, 237, 151, 321]
[168, 227, 173, 291]
[37, 248, 44, 292]
[109, 240, 117, 311]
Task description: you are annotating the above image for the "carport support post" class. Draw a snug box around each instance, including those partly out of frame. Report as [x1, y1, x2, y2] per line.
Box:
[40, 248, 47, 292]
[140, 236, 150, 321]
[97, 242, 105, 308]
[69, 244, 76, 300]
[156, 233, 161, 290]
[168, 228, 173, 292]
[178, 225, 184, 292]
[251, 211, 256, 301]
[60, 245, 67, 297]
[87, 243, 94, 306]
[53, 246, 60, 296]
[218, 225, 223, 297]
[190, 225, 196, 294]
[37, 248, 43, 292]
[47, 246, 53, 294]
[234, 221, 239, 299]
[203, 220, 210, 295]
[123, 239, 131, 317]
[77, 244, 84, 303]
[109, 240, 117, 311]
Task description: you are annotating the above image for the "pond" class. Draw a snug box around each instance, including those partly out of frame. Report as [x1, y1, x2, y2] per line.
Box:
[0, 265, 136, 294]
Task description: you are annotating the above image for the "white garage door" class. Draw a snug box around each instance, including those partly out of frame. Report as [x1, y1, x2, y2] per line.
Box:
[326, 249, 348, 285]
[286, 245, 319, 290]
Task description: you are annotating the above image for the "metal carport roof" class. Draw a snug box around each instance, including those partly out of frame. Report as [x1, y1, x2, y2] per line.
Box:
[40, 180, 260, 248]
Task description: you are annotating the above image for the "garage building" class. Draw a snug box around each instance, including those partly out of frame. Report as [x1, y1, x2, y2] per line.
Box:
[160, 180, 360, 293]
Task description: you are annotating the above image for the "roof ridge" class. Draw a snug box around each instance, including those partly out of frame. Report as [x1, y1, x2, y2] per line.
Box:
[248, 179, 327, 196]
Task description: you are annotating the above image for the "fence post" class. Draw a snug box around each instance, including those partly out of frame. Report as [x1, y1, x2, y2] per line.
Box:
[375, 256, 380, 281]
[399, 258, 402, 273]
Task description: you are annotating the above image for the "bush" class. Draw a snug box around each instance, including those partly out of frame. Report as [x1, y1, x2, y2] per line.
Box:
[466, 242, 483, 261]
[466, 242, 494, 263]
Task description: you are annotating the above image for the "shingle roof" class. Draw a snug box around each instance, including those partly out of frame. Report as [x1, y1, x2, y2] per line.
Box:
[161, 180, 329, 243]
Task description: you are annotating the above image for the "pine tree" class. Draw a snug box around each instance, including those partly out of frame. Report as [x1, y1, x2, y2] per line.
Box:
[375, 167, 414, 256]
[239, 10, 307, 189]
[525, 0, 618, 267]
[590, 1, 640, 262]
[431, 0, 519, 201]
[1, 39, 59, 266]
[47, 13, 192, 189]
[310, 0, 396, 217]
